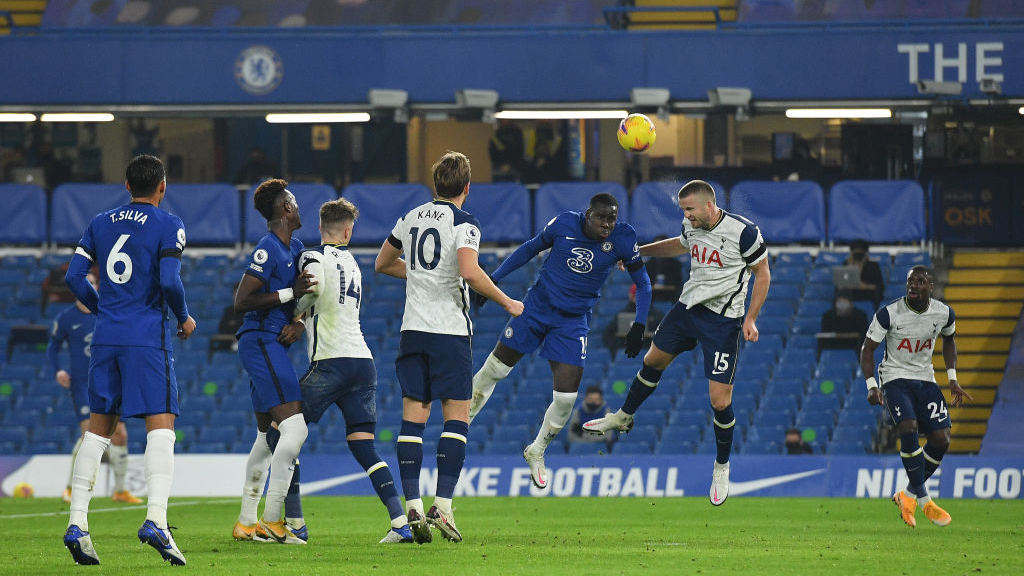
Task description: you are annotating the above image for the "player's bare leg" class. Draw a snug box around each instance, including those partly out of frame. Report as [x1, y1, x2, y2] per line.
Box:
[469, 343, 521, 423]
[523, 362, 582, 489]
[585, 344, 676, 435]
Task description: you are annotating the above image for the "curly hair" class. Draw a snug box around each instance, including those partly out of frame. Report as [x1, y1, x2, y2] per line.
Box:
[253, 179, 288, 221]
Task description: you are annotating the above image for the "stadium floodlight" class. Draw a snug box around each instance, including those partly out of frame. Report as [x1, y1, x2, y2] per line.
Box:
[0, 113, 37, 122]
[368, 89, 409, 123]
[265, 113, 371, 124]
[630, 88, 670, 107]
[40, 113, 114, 122]
[455, 89, 499, 109]
[979, 78, 1002, 96]
[708, 87, 751, 107]
[786, 108, 892, 119]
[916, 80, 962, 96]
[494, 110, 628, 120]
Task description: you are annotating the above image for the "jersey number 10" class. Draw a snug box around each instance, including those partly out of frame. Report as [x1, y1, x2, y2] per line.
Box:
[409, 227, 441, 270]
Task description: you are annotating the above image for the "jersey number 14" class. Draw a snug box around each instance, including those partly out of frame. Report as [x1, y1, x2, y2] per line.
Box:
[337, 264, 362, 308]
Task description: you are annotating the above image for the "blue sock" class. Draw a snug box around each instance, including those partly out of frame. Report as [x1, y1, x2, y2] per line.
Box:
[436, 420, 469, 500]
[285, 459, 302, 521]
[900, 432, 927, 498]
[922, 442, 946, 482]
[348, 439, 404, 521]
[712, 404, 735, 465]
[622, 364, 663, 415]
[397, 420, 425, 502]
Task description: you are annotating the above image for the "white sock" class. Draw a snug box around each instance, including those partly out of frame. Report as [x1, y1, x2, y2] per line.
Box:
[69, 432, 110, 530]
[391, 514, 409, 529]
[262, 415, 307, 523]
[469, 354, 513, 422]
[67, 435, 84, 490]
[532, 391, 578, 452]
[144, 428, 176, 530]
[239, 431, 271, 525]
[433, 496, 453, 515]
[286, 517, 305, 530]
[406, 498, 424, 516]
[108, 443, 129, 492]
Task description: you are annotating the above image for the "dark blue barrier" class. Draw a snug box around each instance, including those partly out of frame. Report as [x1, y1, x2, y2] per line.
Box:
[341, 183, 432, 246]
[159, 184, 239, 246]
[244, 183, 337, 246]
[463, 183, 531, 243]
[0, 184, 46, 244]
[728, 181, 825, 244]
[534, 182, 628, 235]
[828, 180, 925, 243]
[51, 184, 127, 244]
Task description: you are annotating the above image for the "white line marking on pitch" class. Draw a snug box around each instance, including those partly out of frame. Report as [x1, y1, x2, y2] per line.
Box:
[0, 498, 236, 519]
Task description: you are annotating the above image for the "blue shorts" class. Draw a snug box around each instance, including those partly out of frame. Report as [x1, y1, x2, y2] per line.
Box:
[652, 302, 743, 384]
[89, 345, 180, 419]
[301, 357, 377, 428]
[69, 377, 90, 422]
[238, 331, 302, 413]
[883, 378, 952, 433]
[499, 290, 592, 367]
[396, 331, 472, 402]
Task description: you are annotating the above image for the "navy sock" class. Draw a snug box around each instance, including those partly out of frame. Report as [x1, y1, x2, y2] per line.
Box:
[348, 439, 404, 521]
[284, 459, 302, 520]
[712, 404, 735, 465]
[397, 420, 426, 502]
[900, 432, 927, 499]
[622, 364, 663, 415]
[436, 420, 469, 500]
[922, 442, 946, 482]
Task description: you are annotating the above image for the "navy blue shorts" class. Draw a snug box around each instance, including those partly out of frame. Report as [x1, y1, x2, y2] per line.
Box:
[396, 330, 472, 402]
[70, 377, 90, 422]
[499, 290, 591, 367]
[301, 357, 377, 428]
[238, 331, 302, 413]
[883, 378, 952, 433]
[89, 345, 180, 418]
[652, 302, 743, 384]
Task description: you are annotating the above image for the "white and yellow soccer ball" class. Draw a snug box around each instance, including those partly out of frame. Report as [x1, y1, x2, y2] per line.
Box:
[12, 482, 34, 498]
[617, 113, 656, 152]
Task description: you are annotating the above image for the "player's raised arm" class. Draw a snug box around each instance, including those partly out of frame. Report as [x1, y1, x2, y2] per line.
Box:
[375, 236, 407, 279]
[743, 258, 771, 342]
[458, 247, 523, 317]
[638, 235, 689, 258]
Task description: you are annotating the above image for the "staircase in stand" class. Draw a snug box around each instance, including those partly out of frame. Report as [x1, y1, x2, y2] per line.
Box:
[936, 251, 1024, 453]
[624, 1, 738, 30]
[0, 0, 46, 34]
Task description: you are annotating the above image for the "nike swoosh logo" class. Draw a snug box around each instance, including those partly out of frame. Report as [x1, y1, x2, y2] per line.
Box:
[299, 471, 368, 495]
[730, 469, 826, 496]
[711, 369, 727, 375]
[72, 324, 81, 330]
[565, 237, 576, 240]
[288, 262, 293, 267]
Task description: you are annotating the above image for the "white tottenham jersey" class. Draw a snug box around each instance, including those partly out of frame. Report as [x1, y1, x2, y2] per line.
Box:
[294, 244, 372, 361]
[389, 199, 481, 336]
[677, 210, 767, 318]
[866, 297, 955, 385]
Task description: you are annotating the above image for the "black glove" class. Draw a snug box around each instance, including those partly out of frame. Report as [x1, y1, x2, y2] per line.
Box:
[624, 322, 646, 358]
[471, 275, 495, 308]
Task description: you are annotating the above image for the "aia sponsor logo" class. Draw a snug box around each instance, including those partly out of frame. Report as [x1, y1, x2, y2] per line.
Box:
[691, 244, 723, 267]
[897, 338, 933, 353]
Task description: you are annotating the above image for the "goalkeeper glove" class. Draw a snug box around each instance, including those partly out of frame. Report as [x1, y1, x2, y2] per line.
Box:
[624, 322, 646, 358]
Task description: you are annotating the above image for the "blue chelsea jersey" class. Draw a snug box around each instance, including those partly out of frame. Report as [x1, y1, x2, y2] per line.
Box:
[533, 212, 641, 315]
[76, 202, 186, 349]
[50, 306, 95, 383]
[237, 232, 304, 336]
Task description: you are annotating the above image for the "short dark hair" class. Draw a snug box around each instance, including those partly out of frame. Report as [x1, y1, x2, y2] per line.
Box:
[125, 155, 165, 197]
[907, 265, 933, 280]
[432, 151, 471, 199]
[678, 180, 716, 202]
[786, 428, 800, 436]
[584, 384, 603, 396]
[254, 178, 288, 221]
[589, 193, 618, 211]
[320, 198, 358, 232]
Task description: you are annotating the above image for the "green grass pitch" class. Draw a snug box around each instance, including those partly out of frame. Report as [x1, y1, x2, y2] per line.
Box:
[3, 496, 1021, 576]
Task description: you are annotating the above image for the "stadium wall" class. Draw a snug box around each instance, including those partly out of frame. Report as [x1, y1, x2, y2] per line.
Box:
[0, 24, 1021, 104]
[3, 454, 1023, 500]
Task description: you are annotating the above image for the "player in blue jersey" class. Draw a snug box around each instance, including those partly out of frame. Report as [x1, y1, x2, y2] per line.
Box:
[62, 155, 195, 566]
[48, 271, 142, 505]
[470, 192, 652, 489]
[232, 178, 315, 545]
[585, 180, 771, 507]
[861, 266, 971, 528]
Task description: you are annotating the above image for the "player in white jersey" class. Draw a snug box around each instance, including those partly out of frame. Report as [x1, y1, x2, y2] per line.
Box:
[585, 180, 770, 506]
[375, 151, 523, 543]
[860, 266, 972, 528]
[292, 198, 414, 544]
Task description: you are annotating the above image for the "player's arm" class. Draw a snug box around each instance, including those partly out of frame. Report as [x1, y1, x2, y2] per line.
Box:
[160, 254, 195, 340]
[234, 273, 292, 313]
[624, 260, 653, 358]
[458, 247, 523, 317]
[490, 231, 551, 282]
[46, 320, 70, 388]
[638, 236, 688, 258]
[743, 257, 771, 342]
[293, 254, 324, 319]
[375, 236, 407, 279]
[940, 309, 972, 407]
[65, 253, 99, 314]
[860, 309, 888, 405]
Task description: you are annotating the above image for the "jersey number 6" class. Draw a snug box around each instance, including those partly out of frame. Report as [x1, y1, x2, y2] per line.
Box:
[107, 234, 133, 284]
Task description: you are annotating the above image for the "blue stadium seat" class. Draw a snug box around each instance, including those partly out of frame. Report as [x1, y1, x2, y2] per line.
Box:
[831, 424, 875, 444]
[774, 252, 813, 268]
[756, 409, 794, 429]
[837, 409, 880, 428]
[490, 424, 531, 442]
[192, 441, 230, 453]
[660, 424, 702, 443]
[765, 377, 806, 397]
[742, 438, 780, 455]
[761, 395, 799, 413]
[795, 410, 835, 429]
[568, 442, 607, 456]
[612, 441, 652, 455]
[486, 440, 525, 454]
[32, 426, 73, 446]
[773, 362, 813, 381]
[0, 185, 46, 245]
[341, 183, 429, 246]
[802, 394, 842, 415]
[728, 181, 825, 243]
[828, 439, 869, 454]
[828, 181, 925, 243]
[654, 439, 696, 454]
[462, 183, 531, 243]
[199, 425, 239, 445]
[669, 409, 708, 427]
[814, 251, 848, 267]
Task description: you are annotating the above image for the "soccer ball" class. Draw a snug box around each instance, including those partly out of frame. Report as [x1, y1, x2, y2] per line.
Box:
[12, 482, 34, 498]
[617, 113, 656, 152]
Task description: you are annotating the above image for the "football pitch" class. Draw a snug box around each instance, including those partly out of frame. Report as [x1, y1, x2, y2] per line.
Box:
[2, 496, 1021, 576]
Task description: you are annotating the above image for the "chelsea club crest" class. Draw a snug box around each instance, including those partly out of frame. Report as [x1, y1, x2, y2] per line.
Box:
[235, 45, 283, 95]
[601, 241, 613, 252]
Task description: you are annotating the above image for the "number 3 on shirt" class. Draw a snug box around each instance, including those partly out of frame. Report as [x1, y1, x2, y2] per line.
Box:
[107, 234, 133, 284]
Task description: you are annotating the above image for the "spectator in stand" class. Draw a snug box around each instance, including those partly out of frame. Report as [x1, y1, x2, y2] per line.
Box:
[819, 292, 869, 353]
[488, 120, 525, 182]
[843, 239, 885, 309]
[568, 385, 613, 444]
[784, 428, 813, 454]
[42, 262, 76, 313]
[235, 147, 281, 185]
